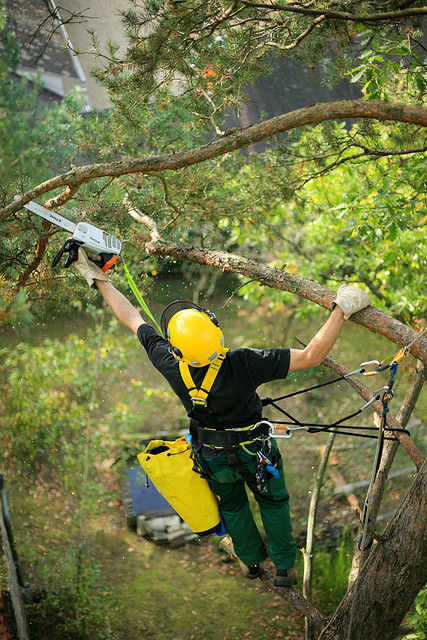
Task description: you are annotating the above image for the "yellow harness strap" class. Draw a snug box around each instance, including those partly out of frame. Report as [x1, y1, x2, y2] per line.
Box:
[179, 347, 229, 408]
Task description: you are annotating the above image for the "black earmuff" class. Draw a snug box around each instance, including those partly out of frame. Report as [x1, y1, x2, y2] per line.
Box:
[206, 311, 219, 327]
[172, 346, 183, 358]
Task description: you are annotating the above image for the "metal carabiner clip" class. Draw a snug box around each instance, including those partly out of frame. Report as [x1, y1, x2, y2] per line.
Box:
[360, 386, 389, 411]
[360, 360, 381, 377]
[271, 425, 296, 439]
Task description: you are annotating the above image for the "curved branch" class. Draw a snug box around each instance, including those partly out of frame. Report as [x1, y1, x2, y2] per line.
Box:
[17, 232, 51, 289]
[244, 2, 427, 23]
[2, 99, 426, 219]
[137, 217, 427, 365]
[265, 14, 326, 51]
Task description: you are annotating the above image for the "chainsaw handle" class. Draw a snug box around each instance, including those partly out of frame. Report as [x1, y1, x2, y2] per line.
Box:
[51, 240, 118, 272]
[51, 239, 80, 268]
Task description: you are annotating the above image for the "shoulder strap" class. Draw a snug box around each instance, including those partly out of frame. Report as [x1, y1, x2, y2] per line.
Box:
[179, 347, 229, 408]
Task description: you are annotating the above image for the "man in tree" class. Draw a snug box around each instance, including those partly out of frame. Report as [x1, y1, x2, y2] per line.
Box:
[74, 249, 372, 587]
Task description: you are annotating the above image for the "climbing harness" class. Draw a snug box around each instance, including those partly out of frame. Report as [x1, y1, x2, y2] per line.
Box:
[179, 348, 279, 494]
[179, 346, 229, 408]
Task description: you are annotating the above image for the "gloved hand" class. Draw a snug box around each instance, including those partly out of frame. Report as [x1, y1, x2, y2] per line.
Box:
[333, 284, 372, 320]
[74, 247, 109, 289]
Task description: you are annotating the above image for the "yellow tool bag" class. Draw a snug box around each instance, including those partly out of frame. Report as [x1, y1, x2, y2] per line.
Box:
[137, 436, 221, 536]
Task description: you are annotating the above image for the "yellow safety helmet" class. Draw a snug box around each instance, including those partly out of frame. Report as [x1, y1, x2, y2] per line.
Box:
[160, 300, 225, 367]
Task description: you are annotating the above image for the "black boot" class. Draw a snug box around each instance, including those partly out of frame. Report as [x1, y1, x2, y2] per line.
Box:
[274, 567, 298, 587]
[247, 564, 261, 580]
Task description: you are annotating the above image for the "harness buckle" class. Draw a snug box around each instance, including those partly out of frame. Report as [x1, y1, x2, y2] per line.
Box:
[192, 397, 208, 408]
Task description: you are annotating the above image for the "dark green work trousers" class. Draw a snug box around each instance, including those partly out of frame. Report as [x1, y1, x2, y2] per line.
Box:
[197, 439, 297, 570]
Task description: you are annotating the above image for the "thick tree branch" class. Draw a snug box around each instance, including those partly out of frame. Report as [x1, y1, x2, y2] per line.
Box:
[2, 100, 426, 219]
[219, 535, 328, 627]
[244, 2, 427, 22]
[319, 458, 427, 640]
[133, 210, 427, 365]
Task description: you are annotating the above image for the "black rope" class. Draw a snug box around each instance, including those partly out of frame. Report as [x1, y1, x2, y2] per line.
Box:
[263, 367, 409, 441]
[261, 373, 350, 406]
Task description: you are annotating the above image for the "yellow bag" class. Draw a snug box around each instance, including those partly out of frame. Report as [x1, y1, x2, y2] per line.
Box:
[137, 436, 221, 536]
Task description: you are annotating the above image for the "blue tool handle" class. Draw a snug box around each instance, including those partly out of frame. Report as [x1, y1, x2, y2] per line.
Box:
[266, 464, 279, 479]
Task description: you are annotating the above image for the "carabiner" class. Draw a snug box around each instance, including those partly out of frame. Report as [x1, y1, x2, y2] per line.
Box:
[359, 386, 388, 411]
[271, 425, 302, 438]
[360, 360, 380, 376]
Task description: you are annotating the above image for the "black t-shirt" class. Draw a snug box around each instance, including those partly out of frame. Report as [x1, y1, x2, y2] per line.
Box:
[137, 324, 290, 428]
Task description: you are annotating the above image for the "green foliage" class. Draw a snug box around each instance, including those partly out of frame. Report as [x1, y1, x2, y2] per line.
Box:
[27, 546, 119, 640]
[1, 315, 129, 469]
[1, 0, 426, 329]
[348, 28, 427, 101]
[403, 587, 427, 640]
[312, 529, 355, 614]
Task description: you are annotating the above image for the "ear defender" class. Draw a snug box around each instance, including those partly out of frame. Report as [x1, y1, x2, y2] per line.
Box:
[172, 346, 183, 359]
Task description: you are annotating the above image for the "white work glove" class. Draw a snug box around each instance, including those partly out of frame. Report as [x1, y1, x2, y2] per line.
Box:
[74, 248, 109, 289]
[333, 284, 372, 320]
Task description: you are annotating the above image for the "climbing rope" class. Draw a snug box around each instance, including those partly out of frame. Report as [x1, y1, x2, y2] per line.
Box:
[122, 260, 163, 335]
[261, 342, 421, 442]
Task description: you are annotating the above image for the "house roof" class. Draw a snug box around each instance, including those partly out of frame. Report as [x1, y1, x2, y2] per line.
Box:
[3, 0, 81, 79]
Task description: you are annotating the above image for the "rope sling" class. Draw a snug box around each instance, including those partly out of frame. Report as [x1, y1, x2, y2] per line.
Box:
[262, 348, 411, 442]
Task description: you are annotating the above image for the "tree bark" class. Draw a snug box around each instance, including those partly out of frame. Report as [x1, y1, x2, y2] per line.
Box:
[2, 100, 426, 218]
[318, 458, 427, 640]
[218, 535, 328, 628]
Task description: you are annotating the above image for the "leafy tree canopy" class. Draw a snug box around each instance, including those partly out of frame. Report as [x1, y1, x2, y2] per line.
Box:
[0, 0, 426, 332]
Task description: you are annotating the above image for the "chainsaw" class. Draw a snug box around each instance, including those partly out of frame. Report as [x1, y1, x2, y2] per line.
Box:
[20, 199, 122, 272]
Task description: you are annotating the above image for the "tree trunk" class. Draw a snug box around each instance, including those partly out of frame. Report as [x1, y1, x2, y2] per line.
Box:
[319, 458, 427, 640]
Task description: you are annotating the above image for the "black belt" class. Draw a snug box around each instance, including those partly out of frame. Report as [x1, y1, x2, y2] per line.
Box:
[193, 422, 271, 449]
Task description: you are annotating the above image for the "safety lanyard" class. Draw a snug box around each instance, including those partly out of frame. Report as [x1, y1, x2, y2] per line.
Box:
[179, 347, 229, 408]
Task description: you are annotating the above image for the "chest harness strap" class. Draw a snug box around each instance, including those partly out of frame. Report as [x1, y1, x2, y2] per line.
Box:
[178, 348, 273, 487]
[179, 347, 229, 410]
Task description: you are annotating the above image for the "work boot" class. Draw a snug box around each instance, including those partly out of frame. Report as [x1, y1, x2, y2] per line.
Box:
[274, 567, 298, 587]
[247, 564, 261, 580]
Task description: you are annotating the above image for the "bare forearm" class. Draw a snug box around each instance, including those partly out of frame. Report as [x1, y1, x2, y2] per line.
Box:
[95, 280, 145, 334]
[290, 307, 345, 371]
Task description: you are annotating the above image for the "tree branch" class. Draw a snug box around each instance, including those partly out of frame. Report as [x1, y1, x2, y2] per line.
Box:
[319, 458, 427, 640]
[321, 354, 424, 469]
[2, 100, 426, 219]
[265, 14, 326, 51]
[131, 209, 427, 365]
[219, 535, 328, 627]
[244, 2, 427, 23]
[303, 431, 337, 640]
[16, 232, 51, 289]
[347, 360, 427, 588]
